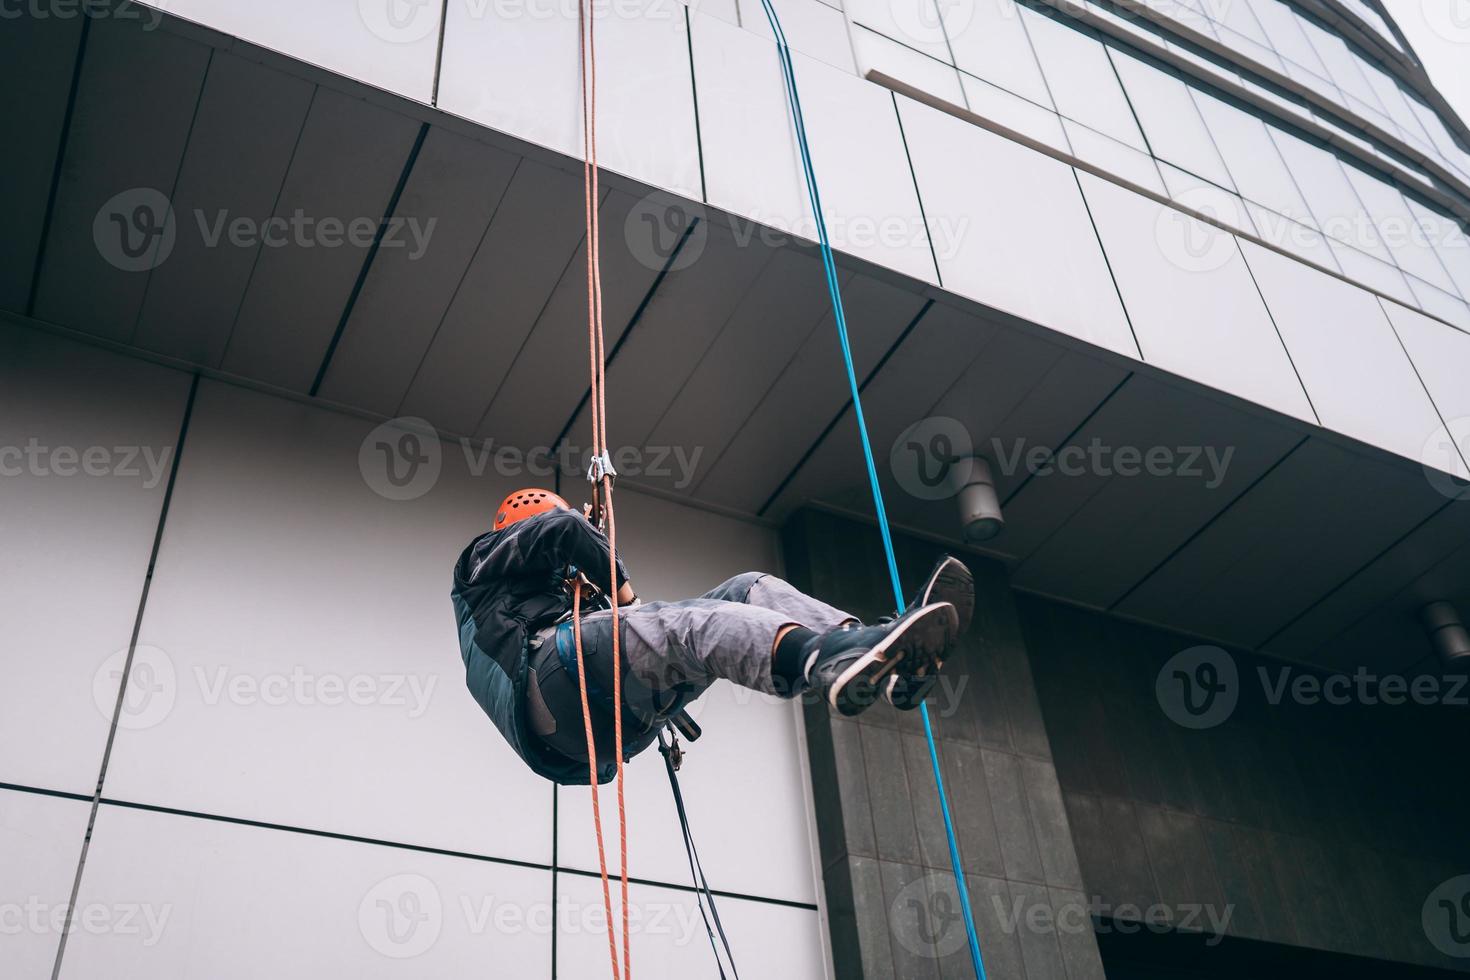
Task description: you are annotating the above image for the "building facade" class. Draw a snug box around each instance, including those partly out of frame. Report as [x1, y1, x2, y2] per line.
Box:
[3, 0, 1470, 976]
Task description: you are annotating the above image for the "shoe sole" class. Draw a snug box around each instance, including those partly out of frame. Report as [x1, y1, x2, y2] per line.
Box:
[919, 557, 974, 637]
[827, 602, 958, 717]
[886, 558, 974, 711]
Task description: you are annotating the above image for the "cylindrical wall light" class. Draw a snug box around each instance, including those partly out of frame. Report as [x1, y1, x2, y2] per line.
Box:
[950, 455, 1004, 542]
[1420, 601, 1470, 669]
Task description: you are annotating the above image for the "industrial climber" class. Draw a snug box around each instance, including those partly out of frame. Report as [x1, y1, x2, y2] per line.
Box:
[451, 488, 975, 785]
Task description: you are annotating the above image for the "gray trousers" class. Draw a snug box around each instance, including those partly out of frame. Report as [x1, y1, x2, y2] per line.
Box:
[577, 572, 854, 698]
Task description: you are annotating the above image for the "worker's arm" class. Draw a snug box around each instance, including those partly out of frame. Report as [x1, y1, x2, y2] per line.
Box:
[468, 508, 630, 596]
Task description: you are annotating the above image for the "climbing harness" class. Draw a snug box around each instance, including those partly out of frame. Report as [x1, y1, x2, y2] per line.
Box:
[747, 5, 990, 976]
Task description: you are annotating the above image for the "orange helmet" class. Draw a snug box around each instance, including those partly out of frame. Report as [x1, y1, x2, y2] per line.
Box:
[493, 488, 570, 531]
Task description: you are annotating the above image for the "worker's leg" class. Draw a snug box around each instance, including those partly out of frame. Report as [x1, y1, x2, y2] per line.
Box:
[698, 572, 856, 631]
[610, 597, 802, 697]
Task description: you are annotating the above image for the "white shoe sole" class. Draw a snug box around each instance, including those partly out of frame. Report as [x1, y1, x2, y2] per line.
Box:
[827, 602, 958, 716]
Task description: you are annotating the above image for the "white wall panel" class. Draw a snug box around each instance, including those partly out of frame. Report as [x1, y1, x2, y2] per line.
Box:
[1238, 241, 1458, 472]
[438, 0, 702, 201]
[1075, 173, 1316, 423]
[555, 874, 825, 979]
[0, 324, 191, 794]
[691, 13, 938, 283]
[59, 804, 551, 979]
[852, 25, 965, 106]
[738, 0, 857, 72]
[143, 0, 439, 102]
[0, 790, 91, 977]
[101, 380, 554, 864]
[896, 98, 1139, 359]
[1381, 300, 1470, 477]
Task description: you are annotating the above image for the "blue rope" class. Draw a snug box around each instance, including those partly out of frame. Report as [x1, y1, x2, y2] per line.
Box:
[746, 9, 987, 977]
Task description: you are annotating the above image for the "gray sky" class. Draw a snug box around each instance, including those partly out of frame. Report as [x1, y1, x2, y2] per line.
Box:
[1385, 0, 1470, 126]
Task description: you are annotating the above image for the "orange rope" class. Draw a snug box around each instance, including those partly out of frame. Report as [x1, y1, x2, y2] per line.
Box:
[575, 0, 630, 976]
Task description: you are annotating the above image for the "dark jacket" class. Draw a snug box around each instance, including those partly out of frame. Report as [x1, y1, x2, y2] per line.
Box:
[451, 508, 628, 785]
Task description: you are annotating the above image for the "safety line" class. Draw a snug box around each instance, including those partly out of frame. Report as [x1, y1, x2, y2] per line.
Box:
[745, 8, 988, 977]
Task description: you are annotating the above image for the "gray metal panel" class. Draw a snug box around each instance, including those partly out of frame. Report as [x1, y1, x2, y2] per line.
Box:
[638, 246, 838, 496]
[882, 340, 1132, 548]
[220, 89, 420, 392]
[474, 188, 684, 452]
[1076, 172, 1317, 424]
[398, 161, 590, 436]
[561, 222, 777, 453]
[1009, 375, 1303, 607]
[695, 273, 925, 512]
[31, 17, 211, 340]
[764, 300, 998, 520]
[1114, 437, 1447, 648]
[131, 54, 315, 366]
[0, 13, 80, 312]
[316, 128, 520, 415]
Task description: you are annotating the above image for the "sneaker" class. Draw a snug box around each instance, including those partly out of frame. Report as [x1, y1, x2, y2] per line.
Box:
[884, 557, 973, 711]
[804, 602, 958, 717]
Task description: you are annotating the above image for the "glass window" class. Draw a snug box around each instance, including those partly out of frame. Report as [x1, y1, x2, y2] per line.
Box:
[1338, 162, 1459, 293]
[1330, 241, 1416, 305]
[1408, 199, 1470, 299]
[1268, 127, 1392, 260]
[1358, 62, 1426, 141]
[1295, 17, 1386, 115]
[1110, 50, 1234, 189]
[1020, 7, 1148, 151]
[942, 0, 1052, 108]
[1244, 0, 1329, 76]
[1192, 91, 1315, 226]
[1406, 277, 1470, 331]
[1213, 0, 1272, 47]
[1211, 24, 1285, 75]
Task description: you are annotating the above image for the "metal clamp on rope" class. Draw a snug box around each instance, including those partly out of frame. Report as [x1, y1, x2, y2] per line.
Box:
[586, 451, 617, 485]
